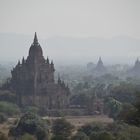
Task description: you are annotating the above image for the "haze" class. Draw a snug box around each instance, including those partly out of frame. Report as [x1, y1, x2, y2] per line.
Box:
[0, 0, 140, 65]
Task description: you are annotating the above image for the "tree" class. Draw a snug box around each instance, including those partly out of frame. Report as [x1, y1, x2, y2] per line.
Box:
[71, 132, 89, 140]
[0, 113, 7, 123]
[117, 103, 136, 121]
[23, 106, 39, 114]
[20, 133, 36, 140]
[0, 101, 20, 116]
[104, 97, 122, 119]
[70, 93, 90, 107]
[0, 90, 16, 103]
[79, 123, 105, 136]
[90, 131, 115, 140]
[110, 82, 139, 103]
[51, 135, 68, 140]
[105, 122, 140, 140]
[119, 95, 140, 126]
[92, 83, 106, 98]
[52, 118, 74, 139]
[9, 112, 49, 140]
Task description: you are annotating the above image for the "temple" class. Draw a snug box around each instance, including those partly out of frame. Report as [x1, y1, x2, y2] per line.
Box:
[94, 57, 107, 74]
[11, 33, 70, 109]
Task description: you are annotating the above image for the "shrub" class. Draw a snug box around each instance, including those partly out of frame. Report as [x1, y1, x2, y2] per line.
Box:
[36, 127, 48, 140]
[0, 90, 16, 103]
[23, 106, 39, 114]
[104, 97, 122, 120]
[20, 133, 36, 140]
[89, 132, 98, 140]
[0, 101, 20, 116]
[9, 112, 49, 140]
[117, 95, 140, 126]
[0, 113, 7, 123]
[51, 135, 69, 140]
[71, 132, 89, 140]
[115, 125, 140, 140]
[52, 118, 74, 138]
[79, 122, 105, 136]
[94, 132, 114, 140]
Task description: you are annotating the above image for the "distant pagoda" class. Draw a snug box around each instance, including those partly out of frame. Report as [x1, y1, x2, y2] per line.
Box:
[10, 33, 70, 109]
[94, 57, 107, 73]
[129, 58, 140, 76]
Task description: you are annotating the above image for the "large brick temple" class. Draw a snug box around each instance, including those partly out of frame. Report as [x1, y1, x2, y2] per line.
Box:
[11, 33, 70, 109]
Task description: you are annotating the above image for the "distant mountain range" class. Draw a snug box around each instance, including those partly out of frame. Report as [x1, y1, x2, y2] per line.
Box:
[0, 33, 140, 65]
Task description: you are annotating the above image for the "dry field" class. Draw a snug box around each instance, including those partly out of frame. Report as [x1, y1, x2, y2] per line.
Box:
[0, 118, 16, 135]
[47, 115, 113, 127]
[0, 115, 113, 135]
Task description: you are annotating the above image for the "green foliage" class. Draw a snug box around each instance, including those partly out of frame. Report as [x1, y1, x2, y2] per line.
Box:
[117, 103, 136, 121]
[20, 133, 36, 140]
[51, 135, 69, 140]
[89, 132, 97, 140]
[23, 106, 39, 114]
[92, 83, 106, 98]
[71, 132, 89, 140]
[117, 95, 140, 126]
[105, 97, 122, 119]
[70, 93, 90, 107]
[0, 90, 16, 103]
[105, 122, 128, 134]
[9, 112, 49, 140]
[90, 131, 115, 140]
[79, 122, 105, 136]
[0, 113, 7, 123]
[79, 122, 140, 140]
[112, 125, 140, 140]
[52, 118, 74, 139]
[0, 101, 20, 116]
[110, 82, 140, 103]
[105, 122, 140, 140]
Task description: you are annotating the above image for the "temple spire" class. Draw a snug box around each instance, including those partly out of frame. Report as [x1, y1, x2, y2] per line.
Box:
[22, 57, 25, 64]
[97, 57, 103, 65]
[99, 57, 102, 62]
[58, 74, 61, 84]
[136, 57, 139, 62]
[33, 32, 38, 44]
[135, 57, 140, 66]
[94, 56, 106, 73]
[46, 57, 49, 64]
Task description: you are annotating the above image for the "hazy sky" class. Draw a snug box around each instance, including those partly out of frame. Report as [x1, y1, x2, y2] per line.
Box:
[0, 0, 140, 39]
